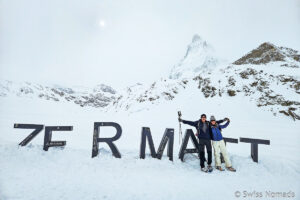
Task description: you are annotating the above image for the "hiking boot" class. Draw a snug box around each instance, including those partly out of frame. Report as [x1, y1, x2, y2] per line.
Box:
[207, 165, 213, 172]
[216, 166, 224, 171]
[201, 167, 208, 173]
[226, 166, 236, 172]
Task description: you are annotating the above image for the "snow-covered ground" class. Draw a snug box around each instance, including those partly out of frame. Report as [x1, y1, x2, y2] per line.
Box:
[1, 36, 299, 200]
[0, 87, 299, 199]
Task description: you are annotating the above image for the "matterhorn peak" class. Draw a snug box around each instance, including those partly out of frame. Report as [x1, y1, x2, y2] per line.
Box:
[169, 34, 218, 79]
[191, 34, 208, 46]
[192, 34, 202, 42]
[184, 34, 210, 58]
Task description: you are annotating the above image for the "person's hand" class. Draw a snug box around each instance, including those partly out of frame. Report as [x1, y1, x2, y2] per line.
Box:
[225, 117, 230, 122]
[178, 118, 182, 122]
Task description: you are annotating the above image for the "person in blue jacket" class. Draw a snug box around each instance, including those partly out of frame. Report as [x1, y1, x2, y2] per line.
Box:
[210, 115, 236, 172]
[179, 114, 224, 172]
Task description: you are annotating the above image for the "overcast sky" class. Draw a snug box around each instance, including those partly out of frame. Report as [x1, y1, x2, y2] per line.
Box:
[0, 0, 299, 89]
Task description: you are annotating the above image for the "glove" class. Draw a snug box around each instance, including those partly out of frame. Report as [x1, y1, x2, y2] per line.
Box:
[178, 118, 182, 122]
[224, 118, 230, 122]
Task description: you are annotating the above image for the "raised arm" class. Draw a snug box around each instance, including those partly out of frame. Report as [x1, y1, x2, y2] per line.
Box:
[219, 120, 230, 129]
[181, 119, 198, 128]
[216, 119, 225, 124]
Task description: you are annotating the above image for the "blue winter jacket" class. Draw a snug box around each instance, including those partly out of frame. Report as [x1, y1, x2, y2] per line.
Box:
[211, 121, 230, 141]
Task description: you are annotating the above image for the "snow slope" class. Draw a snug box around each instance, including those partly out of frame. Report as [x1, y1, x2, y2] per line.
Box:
[0, 36, 300, 200]
[0, 86, 299, 200]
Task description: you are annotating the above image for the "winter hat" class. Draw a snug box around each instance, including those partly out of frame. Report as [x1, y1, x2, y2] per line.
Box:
[210, 115, 216, 121]
[201, 114, 207, 118]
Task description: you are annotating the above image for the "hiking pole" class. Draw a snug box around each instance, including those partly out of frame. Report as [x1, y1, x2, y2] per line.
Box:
[178, 111, 182, 145]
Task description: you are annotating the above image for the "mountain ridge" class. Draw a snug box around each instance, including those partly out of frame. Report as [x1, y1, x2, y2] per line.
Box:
[0, 80, 117, 108]
[109, 37, 300, 120]
[1, 35, 299, 120]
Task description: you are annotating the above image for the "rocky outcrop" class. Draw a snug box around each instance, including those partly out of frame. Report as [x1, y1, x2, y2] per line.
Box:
[0, 80, 117, 108]
[233, 42, 300, 65]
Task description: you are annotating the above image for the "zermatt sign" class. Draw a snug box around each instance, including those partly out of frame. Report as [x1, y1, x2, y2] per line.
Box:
[13, 122, 270, 163]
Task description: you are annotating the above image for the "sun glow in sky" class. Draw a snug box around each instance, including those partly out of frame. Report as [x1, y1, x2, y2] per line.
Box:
[0, 0, 299, 89]
[99, 20, 106, 28]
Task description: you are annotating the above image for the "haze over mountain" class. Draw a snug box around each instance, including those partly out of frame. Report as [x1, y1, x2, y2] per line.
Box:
[1, 35, 299, 120]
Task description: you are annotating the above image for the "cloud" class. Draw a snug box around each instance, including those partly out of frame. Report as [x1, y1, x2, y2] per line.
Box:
[0, 0, 299, 89]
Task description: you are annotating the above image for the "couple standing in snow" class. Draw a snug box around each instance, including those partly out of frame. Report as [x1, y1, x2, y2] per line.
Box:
[178, 114, 236, 173]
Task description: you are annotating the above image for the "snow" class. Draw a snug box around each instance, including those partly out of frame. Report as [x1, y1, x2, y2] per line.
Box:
[0, 89, 299, 199]
[0, 36, 300, 200]
[0, 144, 298, 200]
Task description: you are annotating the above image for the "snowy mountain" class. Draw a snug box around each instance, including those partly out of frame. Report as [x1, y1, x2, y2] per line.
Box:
[1, 36, 299, 121]
[109, 38, 300, 120]
[0, 80, 117, 108]
[169, 34, 219, 79]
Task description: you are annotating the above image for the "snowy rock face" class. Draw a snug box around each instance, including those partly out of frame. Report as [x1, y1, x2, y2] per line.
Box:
[110, 39, 300, 120]
[214, 64, 300, 120]
[227, 43, 300, 120]
[169, 34, 218, 79]
[234, 42, 300, 67]
[109, 78, 188, 112]
[93, 84, 116, 94]
[0, 81, 117, 108]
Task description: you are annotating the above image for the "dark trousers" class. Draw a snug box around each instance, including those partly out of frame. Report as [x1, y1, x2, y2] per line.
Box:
[198, 139, 212, 168]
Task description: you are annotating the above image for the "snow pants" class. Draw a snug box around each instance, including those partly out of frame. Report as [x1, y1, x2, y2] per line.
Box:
[212, 139, 232, 167]
[198, 139, 212, 168]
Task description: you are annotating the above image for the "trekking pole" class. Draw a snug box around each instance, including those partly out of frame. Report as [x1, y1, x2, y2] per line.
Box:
[178, 111, 182, 145]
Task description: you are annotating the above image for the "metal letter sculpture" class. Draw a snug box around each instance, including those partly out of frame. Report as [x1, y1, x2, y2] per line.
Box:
[140, 127, 174, 161]
[240, 137, 270, 162]
[91, 122, 122, 158]
[14, 124, 44, 146]
[178, 129, 199, 161]
[43, 126, 73, 151]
